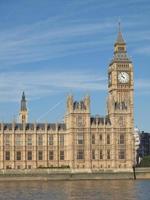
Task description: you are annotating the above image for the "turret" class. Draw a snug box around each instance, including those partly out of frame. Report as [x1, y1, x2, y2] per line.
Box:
[65, 95, 90, 128]
[67, 95, 90, 114]
[19, 92, 28, 123]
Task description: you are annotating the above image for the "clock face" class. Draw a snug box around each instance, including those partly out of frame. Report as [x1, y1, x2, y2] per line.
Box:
[118, 72, 129, 83]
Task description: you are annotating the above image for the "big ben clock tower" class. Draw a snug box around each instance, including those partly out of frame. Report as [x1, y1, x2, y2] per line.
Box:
[107, 24, 134, 169]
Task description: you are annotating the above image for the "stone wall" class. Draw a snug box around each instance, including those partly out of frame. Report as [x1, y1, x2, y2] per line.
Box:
[0, 168, 149, 180]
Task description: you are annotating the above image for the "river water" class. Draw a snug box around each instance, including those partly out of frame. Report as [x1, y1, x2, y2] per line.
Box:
[0, 180, 149, 200]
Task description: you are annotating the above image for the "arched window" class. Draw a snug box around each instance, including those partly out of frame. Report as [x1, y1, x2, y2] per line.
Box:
[100, 134, 102, 142]
[92, 134, 95, 144]
[107, 150, 111, 159]
[100, 150, 103, 159]
[119, 149, 125, 159]
[107, 135, 110, 144]
[77, 133, 83, 144]
[92, 150, 95, 160]
[120, 134, 125, 144]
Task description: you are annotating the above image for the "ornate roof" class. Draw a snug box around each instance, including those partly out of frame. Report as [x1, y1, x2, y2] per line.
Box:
[110, 23, 132, 64]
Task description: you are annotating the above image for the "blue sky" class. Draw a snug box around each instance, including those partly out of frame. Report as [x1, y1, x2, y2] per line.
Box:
[0, 0, 150, 132]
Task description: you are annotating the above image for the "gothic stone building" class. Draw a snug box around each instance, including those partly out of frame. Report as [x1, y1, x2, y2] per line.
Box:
[0, 28, 135, 171]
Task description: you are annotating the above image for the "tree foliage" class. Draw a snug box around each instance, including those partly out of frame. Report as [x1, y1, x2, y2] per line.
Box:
[139, 156, 150, 167]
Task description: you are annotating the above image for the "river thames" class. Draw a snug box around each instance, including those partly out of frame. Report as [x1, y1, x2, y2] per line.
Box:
[0, 180, 149, 200]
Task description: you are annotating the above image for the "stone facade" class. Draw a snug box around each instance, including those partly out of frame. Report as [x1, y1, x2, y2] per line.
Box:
[0, 28, 135, 171]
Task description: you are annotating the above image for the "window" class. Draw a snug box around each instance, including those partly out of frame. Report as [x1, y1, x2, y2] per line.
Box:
[5, 135, 10, 145]
[100, 134, 103, 142]
[48, 135, 53, 145]
[27, 135, 32, 146]
[16, 151, 21, 161]
[107, 135, 110, 145]
[120, 134, 125, 144]
[49, 151, 53, 160]
[92, 135, 95, 144]
[38, 135, 43, 146]
[77, 116, 83, 127]
[92, 150, 95, 160]
[38, 151, 43, 160]
[77, 133, 83, 145]
[107, 150, 111, 160]
[60, 151, 64, 160]
[28, 165, 32, 169]
[22, 115, 26, 122]
[100, 150, 103, 159]
[60, 135, 64, 146]
[15, 135, 22, 146]
[119, 149, 125, 159]
[5, 151, 10, 160]
[118, 47, 125, 51]
[27, 151, 32, 160]
[6, 165, 11, 169]
[77, 150, 84, 160]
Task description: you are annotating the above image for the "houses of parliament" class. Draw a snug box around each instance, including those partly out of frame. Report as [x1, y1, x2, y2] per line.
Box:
[0, 27, 135, 171]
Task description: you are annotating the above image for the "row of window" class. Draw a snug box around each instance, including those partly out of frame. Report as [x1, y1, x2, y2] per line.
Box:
[77, 134, 125, 145]
[5, 150, 65, 161]
[3, 134, 125, 146]
[117, 64, 129, 68]
[77, 149, 125, 160]
[4, 135, 65, 146]
[4, 149, 125, 161]
[92, 149, 125, 160]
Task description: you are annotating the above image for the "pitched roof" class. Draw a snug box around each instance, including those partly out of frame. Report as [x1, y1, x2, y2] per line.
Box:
[115, 22, 125, 44]
[116, 30, 125, 44]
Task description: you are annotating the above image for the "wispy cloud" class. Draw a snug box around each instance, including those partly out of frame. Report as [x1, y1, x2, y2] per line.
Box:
[133, 46, 150, 55]
[0, 7, 149, 67]
[135, 79, 150, 95]
[0, 18, 116, 67]
[135, 79, 150, 89]
[0, 68, 149, 102]
[0, 70, 106, 102]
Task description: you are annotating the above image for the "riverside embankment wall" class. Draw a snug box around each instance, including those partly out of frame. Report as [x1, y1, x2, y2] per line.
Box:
[0, 168, 149, 180]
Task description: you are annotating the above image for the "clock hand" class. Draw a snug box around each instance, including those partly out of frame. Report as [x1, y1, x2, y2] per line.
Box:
[121, 75, 125, 79]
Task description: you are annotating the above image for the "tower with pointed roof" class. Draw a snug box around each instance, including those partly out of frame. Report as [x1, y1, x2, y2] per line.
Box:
[19, 92, 28, 123]
[107, 23, 134, 168]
